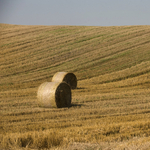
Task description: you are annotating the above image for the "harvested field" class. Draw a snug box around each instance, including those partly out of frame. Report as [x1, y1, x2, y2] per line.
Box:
[0, 24, 150, 149]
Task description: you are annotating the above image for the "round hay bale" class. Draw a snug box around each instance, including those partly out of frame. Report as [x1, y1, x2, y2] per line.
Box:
[52, 72, 77, 89]
[37, 82, 71, 108]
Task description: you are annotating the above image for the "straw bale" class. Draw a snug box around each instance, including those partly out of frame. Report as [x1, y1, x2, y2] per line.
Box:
[37, 82, 71, 108]
[52, 72, 77, 89]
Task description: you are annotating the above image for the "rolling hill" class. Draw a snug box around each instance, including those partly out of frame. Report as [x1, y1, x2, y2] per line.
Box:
[0, 23, 150, 149]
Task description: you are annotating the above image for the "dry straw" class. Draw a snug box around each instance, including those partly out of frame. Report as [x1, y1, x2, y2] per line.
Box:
[37, 82, 71, 108]
[52, 72, 77, 89]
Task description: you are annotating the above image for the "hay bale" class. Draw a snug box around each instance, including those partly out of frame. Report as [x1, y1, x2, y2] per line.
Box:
[52, 72, 77, 89]
[37, 82, 71, 108]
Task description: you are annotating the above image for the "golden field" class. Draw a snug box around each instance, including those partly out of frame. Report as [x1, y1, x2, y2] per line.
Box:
[0, 24, 150, 149]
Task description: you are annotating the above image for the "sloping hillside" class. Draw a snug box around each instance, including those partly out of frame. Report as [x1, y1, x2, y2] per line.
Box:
[0, 24, 150, 149]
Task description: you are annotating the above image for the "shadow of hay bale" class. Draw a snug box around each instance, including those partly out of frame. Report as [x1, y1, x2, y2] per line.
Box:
[70, 103, 83, 108]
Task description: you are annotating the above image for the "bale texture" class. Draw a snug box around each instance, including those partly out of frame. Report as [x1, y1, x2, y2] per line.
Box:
[37, 82, 71, 108]
[52, 72, 77, 89]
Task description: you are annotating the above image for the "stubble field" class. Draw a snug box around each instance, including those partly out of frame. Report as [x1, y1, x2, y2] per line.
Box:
[0, 24, 150, 149]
